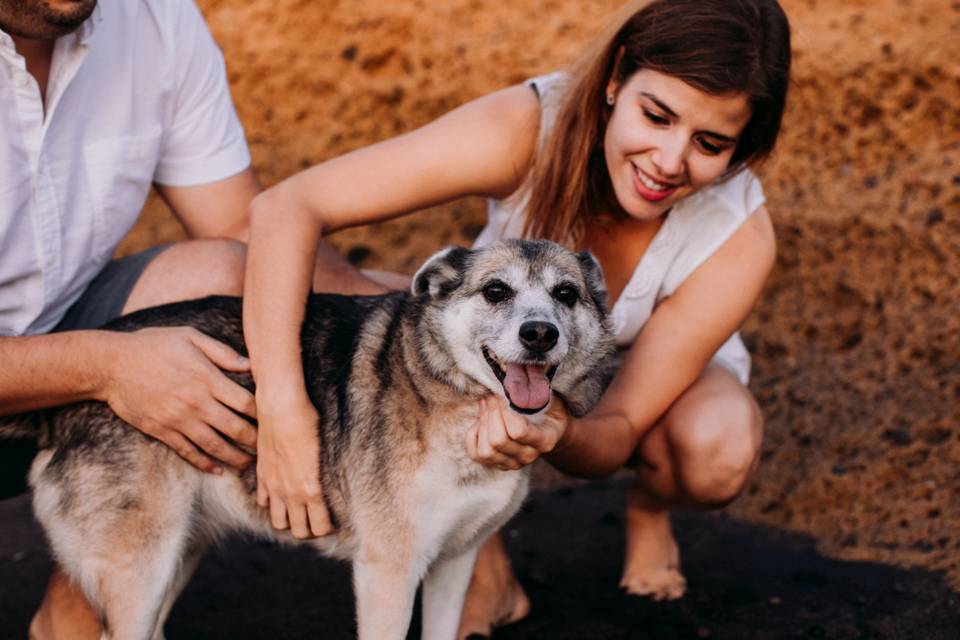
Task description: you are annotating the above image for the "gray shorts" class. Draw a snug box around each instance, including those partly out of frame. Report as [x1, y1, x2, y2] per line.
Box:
[53, 244, 171, 332]
[0, 245, 170, 500]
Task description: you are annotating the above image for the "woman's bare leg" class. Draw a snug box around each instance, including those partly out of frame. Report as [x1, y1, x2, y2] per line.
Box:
[455, 533, 530, 639]
[620, 364, 764, 599]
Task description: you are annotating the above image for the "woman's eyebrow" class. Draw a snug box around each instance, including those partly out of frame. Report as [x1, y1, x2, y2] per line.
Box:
[640, 91, 739, 143]
[640, 92, 677, 117]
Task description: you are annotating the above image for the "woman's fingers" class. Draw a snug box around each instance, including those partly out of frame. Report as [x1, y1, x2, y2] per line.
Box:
[269, 494, 290, 531]
[307, 500, 334, 537]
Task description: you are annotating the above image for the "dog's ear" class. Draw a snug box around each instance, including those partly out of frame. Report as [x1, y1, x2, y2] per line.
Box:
[577, 251, 609, 312]
[412, 246, 471, 299]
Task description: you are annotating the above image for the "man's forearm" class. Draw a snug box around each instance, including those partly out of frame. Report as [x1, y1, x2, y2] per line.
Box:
[0, 331, 114, 415]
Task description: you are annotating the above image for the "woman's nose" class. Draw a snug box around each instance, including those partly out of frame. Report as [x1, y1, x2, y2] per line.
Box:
[651, 135, 687, 178]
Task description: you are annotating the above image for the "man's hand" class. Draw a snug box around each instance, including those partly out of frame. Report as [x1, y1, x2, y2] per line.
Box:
[466, 395, 570, 470]
[100, 327, 258, 474]
[255, 387, 334, 538]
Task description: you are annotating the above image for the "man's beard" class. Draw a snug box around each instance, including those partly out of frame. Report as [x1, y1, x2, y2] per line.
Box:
[0, 0, 98, 40]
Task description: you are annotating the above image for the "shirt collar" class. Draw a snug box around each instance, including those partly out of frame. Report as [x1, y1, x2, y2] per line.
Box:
[76, 2, 103, 46]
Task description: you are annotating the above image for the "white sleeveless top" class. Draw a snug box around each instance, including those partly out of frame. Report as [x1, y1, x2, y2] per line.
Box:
[474, 72, 765, 384]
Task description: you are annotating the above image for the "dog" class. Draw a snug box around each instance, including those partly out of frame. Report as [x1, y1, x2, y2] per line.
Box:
[1, 239, 614, 640]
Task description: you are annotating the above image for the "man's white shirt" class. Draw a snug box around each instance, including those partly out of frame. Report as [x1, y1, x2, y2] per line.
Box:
[0, 0, 250, 335]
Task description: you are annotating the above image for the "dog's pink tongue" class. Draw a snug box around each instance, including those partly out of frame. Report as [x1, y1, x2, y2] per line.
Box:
[503, 363, 551, 410]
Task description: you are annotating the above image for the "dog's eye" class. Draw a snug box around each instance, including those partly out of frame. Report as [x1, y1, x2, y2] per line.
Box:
[482, 281, 513, 304]
[553, 284, 579, 308]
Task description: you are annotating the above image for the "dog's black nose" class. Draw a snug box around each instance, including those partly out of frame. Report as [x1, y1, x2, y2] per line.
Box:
[519, 321, 559, 353]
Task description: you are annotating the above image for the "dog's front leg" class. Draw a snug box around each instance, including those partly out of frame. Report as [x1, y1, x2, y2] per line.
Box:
[420, 545, 481, 640]
[352, 556, 419, 640]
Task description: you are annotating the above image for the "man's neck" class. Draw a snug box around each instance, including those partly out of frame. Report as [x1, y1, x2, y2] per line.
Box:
[10, 34, 56, 102]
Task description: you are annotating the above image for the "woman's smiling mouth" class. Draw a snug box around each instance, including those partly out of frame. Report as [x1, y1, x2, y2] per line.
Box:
[631, 164, 680, 203]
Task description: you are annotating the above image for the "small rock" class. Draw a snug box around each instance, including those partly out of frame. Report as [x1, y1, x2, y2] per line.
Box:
[345, 245, 372, 265]
[882, 428, 913, 447]
[911, 540, 935, 553]
[768, 596, 782, 606]
[598, 510, 620, 526]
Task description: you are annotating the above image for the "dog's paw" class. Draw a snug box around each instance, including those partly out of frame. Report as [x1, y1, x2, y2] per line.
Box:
[619, 565, 687, 601]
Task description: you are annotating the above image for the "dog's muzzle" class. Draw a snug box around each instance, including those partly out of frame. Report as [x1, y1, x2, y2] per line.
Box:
[482, 343, 558, 415]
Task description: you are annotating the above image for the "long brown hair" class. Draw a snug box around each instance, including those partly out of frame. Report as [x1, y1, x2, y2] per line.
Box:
[522, 0, 792, 246]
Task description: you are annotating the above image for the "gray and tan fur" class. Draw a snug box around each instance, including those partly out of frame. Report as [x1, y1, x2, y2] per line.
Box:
[2, 239, 614, 640]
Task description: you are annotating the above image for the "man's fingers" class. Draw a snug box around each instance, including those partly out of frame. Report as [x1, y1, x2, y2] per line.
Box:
[307, 500, 334, 537]
[183, 422, 253, 471]
[190, 331, 251, 373]
[210, 372, 258, 421]
[202, 401, 258, 449]
[161, 431, 220, 474]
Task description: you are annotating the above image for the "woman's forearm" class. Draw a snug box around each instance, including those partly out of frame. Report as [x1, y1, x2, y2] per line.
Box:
[546, 410, 639, 478]
[243, 187, 319, 396]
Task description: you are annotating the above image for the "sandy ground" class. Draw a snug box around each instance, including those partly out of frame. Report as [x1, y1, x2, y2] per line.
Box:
[2, 0, 959, 636]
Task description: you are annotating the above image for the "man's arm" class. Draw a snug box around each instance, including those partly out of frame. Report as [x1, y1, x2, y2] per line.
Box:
[156, 168, 391, 295]
[0, 332, 112, 414]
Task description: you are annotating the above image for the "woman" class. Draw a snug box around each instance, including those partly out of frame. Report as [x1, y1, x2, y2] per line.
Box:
[243, 0, 791, 636]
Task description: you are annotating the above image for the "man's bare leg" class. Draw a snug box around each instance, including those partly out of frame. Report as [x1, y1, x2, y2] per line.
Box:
[28, 239, 246, 640]
[456, 533, 530, 639]
[620, 364, 763, 599]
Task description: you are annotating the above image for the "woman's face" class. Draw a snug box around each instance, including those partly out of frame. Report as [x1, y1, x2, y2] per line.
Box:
[603, 69, 752, 220]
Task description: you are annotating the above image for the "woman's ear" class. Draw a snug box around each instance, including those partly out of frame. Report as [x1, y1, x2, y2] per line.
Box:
[605, 45, 626, 100]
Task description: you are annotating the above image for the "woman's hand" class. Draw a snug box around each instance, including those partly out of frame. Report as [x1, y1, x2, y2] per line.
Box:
[100, 327, 258, 474]
[466, 395, 570, 470]
[255, 388, 333, 539]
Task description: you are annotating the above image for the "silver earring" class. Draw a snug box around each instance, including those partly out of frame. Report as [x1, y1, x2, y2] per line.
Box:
[606, 93, 615, 106]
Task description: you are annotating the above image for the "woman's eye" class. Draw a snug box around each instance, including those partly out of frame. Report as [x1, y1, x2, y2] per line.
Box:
[696, 136, 726, 155]
[482, 281, 513, 304]
[643, 110, 669, 125]
[553, 284, 579, 307]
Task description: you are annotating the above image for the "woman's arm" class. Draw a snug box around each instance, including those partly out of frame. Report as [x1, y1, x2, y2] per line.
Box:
[549, 206, 777, 476]
[244, 84, 541, 538]
[469, 206, 777, 477]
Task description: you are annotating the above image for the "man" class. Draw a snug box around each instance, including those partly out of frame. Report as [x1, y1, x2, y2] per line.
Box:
[0, 0, 313, 636]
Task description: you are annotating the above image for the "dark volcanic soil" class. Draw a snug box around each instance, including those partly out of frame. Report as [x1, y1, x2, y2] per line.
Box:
[2, 482, 958, 638]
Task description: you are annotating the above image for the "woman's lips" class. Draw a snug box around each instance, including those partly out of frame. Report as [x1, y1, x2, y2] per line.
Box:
[631, 165, 679, 203]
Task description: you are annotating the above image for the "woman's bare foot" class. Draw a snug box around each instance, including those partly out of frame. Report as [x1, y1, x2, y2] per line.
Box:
[29, 568, 101, 640]
[457, 533, 531, 639]
[619, 482, 687, 601]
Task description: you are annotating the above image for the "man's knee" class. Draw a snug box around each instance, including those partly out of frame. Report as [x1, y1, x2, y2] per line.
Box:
[123, 239, 247, 313]
[668, 393, 763, 507]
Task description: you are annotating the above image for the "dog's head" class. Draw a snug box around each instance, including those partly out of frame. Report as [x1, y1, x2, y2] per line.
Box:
[412, 239, 615, 417]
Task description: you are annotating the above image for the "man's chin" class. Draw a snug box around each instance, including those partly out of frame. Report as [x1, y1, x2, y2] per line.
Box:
[1, 0, 97, 40]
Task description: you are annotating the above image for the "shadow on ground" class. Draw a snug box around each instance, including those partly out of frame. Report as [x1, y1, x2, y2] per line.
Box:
[2, 480, 957, 639]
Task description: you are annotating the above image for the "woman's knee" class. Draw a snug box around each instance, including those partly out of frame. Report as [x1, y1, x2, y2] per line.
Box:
[666, 382, 763, 507]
